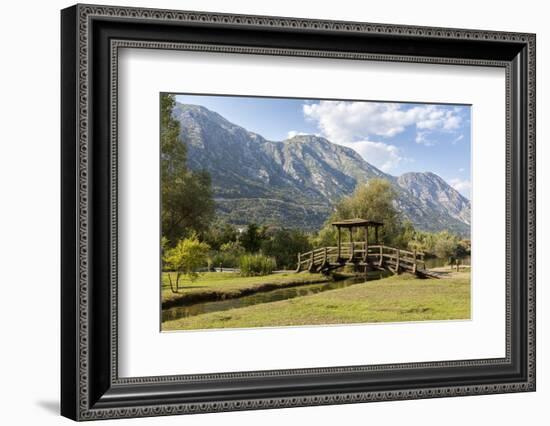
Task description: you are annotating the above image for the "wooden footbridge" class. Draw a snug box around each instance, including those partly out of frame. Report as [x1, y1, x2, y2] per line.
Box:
[296, 218, 436, 279]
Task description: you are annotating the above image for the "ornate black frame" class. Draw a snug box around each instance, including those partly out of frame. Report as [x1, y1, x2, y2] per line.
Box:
[61, 4, 536, 421]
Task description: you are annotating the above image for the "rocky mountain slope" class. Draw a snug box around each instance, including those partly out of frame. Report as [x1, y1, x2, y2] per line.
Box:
[173, 103, 471, 235]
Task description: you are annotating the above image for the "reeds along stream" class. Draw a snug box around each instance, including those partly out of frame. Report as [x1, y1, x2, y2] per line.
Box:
[162, 271, 389, 323]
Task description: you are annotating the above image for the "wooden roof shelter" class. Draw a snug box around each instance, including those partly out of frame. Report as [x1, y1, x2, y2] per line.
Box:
[331, 218, 384, 260]
[331, 218, 384, 229]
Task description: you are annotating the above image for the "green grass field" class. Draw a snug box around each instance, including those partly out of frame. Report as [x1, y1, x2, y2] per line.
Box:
[162, 271, 330, 307]
[162, 271, 470, 330]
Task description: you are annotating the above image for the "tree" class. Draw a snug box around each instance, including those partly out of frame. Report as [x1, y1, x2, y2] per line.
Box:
[326, 178, 402, 245]
[204, 222, 238, 251]
[433, 231, 459, 260]
[394, 220, 416, 250]
[160, 93, 215, 244]
[220, 240, 245, 255]
[310, 224, 338, 248]
[261, 229, 312, 269]
[456, 239, 471, 258]
[163, 234, 210, 293]
[239, 223, 267, 253]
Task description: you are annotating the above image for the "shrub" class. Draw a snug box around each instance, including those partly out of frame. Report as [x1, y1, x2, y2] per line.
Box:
[220, 240, 245, 255]
[239, 254, 276, 276]
[209, 241, 245, 269]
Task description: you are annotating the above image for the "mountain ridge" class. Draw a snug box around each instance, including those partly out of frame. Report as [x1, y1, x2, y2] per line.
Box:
[173, 103, 471, 235]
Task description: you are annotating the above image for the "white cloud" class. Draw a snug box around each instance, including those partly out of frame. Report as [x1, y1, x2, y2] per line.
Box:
[415, 131, 435, 146]
[449, 178, 471, 199]
[458, 167, 465, 173]
[301, 100, 466, 172]
[286, 130, 307, 139]
[452, 134, 465, 144]
[303, 101, 463, 144]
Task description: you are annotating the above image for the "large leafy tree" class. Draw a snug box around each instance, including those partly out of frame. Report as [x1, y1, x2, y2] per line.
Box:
[160, 94, 215, 244]
[203, 221, 238, 251]
[329, 178, 402, 245]
[261, 229, 312, 270]
[239, 223, 267, 253]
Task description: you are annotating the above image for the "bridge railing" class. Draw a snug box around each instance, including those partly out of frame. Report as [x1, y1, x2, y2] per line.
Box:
[368, 245, 426, 271]
[296, 246, 339, 270]
[296, 243, 426, 272]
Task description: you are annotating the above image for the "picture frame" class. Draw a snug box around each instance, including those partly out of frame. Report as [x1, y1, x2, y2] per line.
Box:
[61, 3, 536, 421]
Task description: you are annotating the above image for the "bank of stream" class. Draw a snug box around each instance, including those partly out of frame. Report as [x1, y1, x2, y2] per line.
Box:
[161, 271, 390, 323]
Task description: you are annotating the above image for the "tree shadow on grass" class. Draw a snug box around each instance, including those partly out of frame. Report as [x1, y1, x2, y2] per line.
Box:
[162, 286, 210, 290]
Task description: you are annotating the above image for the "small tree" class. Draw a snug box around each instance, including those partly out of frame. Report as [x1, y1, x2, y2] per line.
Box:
[160, 236, 169, 253]
[163, 234, 210, 293]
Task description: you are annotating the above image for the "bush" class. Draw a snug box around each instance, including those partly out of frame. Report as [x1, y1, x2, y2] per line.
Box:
[239, 254, 276, 276]
[210, 252, 240, 269]
[209, 241, 245, 269]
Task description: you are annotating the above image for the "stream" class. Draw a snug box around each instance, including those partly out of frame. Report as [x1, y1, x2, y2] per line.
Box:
[424, 255, 471, 269]
[162, 271, 390, 322]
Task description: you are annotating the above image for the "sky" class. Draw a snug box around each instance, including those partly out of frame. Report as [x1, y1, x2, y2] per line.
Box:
[175, 94, 471, 199]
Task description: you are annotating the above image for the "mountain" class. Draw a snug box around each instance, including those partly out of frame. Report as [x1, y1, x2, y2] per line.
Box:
[173, 103, 471, 235]
[396, 172, 470, 230]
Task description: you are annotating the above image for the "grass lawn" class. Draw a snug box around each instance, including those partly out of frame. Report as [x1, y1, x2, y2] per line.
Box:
[162, 271, 471, 330]
[161, 271, 330, 307]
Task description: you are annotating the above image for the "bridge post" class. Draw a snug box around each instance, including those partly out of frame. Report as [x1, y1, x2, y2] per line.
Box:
[413, 249, 417, 273]
[379, 245, 383, 267]
[349, 227, 354, 261]
[337, 228, 341, 259]
[296, 253, 301, 272]
[364, 226, 369, 262]
[396, 249, 400, 273]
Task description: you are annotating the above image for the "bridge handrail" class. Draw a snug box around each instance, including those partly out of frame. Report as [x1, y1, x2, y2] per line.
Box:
[299, 245, 424, 259]
[296, 244, 426, 272]
[372, 245, 425, 258]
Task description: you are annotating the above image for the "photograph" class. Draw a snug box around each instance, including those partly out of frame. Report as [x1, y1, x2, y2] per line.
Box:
[160, 93, 472, 331]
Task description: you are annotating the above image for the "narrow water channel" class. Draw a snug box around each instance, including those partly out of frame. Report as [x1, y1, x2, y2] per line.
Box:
[424, 255, 471, 269]
[162, 271, 389, 323]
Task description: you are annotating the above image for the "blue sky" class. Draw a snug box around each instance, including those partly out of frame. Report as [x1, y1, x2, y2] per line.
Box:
[175, 94, 471, 199]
